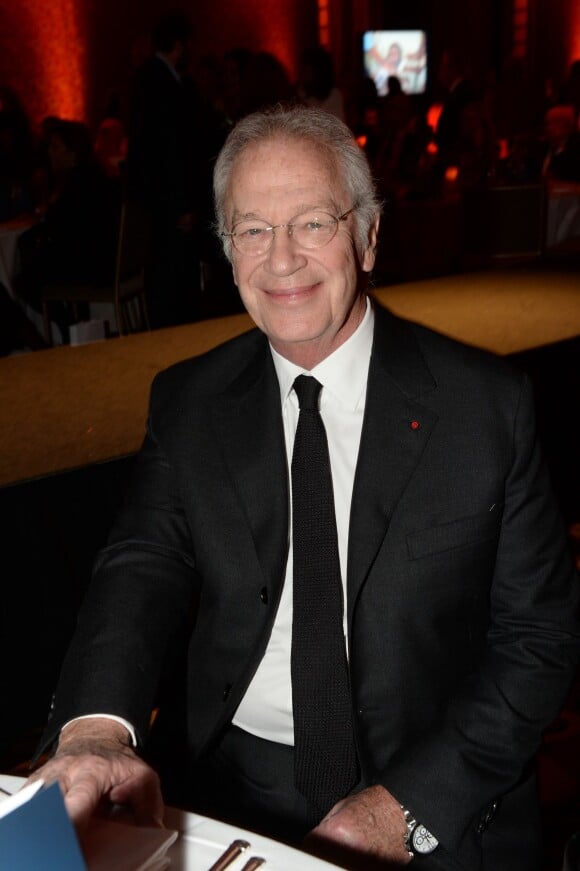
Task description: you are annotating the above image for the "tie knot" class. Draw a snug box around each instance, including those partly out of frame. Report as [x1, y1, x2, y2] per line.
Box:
[293, 375, 322, 411]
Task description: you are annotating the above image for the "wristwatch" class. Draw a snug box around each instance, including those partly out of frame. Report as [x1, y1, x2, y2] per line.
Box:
[401, 805, 439, 858]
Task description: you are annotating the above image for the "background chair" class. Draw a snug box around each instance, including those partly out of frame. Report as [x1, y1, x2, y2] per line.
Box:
[41, 199, 151, 345]
[562, 831, 580, 871]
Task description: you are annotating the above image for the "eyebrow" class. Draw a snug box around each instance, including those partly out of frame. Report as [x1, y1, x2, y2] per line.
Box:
[231, 202, 341, 223]
[231, 210, 263, 223]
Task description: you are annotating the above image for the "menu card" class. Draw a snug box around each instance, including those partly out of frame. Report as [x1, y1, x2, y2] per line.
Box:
[0, 780, 86, 870]
[0, 780, 178, 871]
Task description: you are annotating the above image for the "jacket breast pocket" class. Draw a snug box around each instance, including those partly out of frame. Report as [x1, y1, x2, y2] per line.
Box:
[406, 506, 503, 560]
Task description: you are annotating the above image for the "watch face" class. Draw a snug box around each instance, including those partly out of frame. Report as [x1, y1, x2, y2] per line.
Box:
[412, 824, 439, 854]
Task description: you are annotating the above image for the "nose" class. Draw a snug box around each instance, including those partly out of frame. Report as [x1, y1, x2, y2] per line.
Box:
[265, 226, 307, 276]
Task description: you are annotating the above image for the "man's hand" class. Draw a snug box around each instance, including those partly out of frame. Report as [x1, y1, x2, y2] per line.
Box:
[27, 718, 164, 833]
[304, 785, 413, 869]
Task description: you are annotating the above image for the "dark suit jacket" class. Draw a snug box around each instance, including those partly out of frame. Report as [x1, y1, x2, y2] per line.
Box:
[126, 54, 201, 218]
[43, 303, 580, 870]
[545, 134, 580, 183]
[435, 77, 476, 165]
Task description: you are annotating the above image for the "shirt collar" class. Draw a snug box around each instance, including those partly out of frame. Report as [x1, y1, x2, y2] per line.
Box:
[271, 296, 374, 412]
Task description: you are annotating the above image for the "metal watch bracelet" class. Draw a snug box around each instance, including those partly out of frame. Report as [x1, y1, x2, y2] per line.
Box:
[400, 805, 416, 859]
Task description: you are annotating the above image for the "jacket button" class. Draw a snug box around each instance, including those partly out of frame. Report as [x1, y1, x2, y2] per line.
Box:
[223, 683, 232, 701]
[260, 587, 268, 604]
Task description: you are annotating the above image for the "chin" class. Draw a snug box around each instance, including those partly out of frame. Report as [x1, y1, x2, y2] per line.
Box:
[273, 320, 326, 345]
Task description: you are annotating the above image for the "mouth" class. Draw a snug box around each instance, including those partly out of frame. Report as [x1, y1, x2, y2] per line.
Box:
[264, 284, 319, 303]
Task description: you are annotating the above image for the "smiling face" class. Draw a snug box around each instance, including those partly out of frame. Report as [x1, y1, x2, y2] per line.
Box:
[226, 137, 378, 369]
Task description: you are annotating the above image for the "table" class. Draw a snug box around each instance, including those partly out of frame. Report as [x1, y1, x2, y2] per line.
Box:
[164, 807, 342, 870]
[0, 214, 54, 345]
[545, 181, 580, 249]
[0, 775, 342, 870]
[0, 215, 35, 296]
[2, 268, 579, 488]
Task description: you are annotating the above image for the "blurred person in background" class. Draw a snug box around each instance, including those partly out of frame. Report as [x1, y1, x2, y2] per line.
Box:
[94, 92, 127, 180]
[542, 104, 580, 183]
[240, 51, 295, 117]
[435, 52, 477, 171]
[126, 11, 203, 328]
[559, 60, 580, 130]
[221, 47, 254, 128]
[0, 85, 38, 220]
[297, 46, 345, 121]
[375, 75, 416, 189]
[16, 118, 120, 339]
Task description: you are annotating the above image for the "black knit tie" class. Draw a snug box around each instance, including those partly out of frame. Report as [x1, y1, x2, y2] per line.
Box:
[290, 374, 359, 818]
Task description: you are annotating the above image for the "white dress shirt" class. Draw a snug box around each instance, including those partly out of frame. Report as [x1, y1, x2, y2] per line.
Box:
[232, 300, 374, 744]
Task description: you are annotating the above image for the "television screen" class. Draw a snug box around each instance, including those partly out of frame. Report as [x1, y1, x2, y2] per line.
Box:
[363, 30, 427, 96]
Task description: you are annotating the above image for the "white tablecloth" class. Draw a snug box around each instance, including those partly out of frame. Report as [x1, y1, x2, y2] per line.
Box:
[546, 182, 580, 249]
[1, 775, 342, 870]
[0, 215, 65, 345]
[0, 216, 35, 296]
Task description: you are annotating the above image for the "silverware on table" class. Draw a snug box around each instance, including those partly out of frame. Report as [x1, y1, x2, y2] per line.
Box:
[207, 838, 251, 871]
[240, 857, 266, 870]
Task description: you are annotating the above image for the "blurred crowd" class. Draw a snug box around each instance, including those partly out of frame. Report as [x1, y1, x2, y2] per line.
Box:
[1, 10, 580, 352]
[366, 52, 580, 200]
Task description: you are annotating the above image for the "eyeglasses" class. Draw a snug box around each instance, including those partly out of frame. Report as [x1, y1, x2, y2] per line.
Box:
[222, 207, 356, 256]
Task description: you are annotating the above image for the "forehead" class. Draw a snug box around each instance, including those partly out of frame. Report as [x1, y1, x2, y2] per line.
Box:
[226, 136, 347, 216]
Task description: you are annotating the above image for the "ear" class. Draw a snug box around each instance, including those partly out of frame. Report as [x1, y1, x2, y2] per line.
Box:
[361, 215, 380, 273]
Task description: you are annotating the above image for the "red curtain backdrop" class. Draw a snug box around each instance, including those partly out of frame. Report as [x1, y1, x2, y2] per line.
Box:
[0, 0, 315, 130]
[0, 0, 86, 123]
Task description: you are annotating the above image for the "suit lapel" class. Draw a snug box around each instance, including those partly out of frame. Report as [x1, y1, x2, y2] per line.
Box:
[209, 340, 289, 598]
[347, 306, 439, 621]
[204, 308, 439, 623]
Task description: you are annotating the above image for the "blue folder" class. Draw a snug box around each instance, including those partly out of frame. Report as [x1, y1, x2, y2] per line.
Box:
[0, 782, 86, 870]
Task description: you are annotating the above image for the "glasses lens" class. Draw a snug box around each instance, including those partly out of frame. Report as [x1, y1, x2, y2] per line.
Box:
[231, 221, 271, 255]
[293, 213, 339, 248]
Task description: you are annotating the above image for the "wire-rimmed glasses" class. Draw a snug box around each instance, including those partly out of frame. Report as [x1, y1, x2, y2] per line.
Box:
[222, 207, 356, 256]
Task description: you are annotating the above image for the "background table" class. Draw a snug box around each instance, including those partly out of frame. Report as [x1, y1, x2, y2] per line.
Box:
[546, 182, 580, 250]
[2, 267, 579, 488]
[0, 214, 54, 343]
[0, 215, 34, 297]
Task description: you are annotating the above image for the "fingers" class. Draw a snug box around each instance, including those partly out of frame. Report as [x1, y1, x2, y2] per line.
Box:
[27, 756, 113, 833]
[109, 768, 165, 827]
[26, 750, 164, 832]
[63, 767, 109, 832]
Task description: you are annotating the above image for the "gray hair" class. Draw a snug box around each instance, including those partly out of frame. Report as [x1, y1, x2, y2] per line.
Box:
[213, 104, 382, 260]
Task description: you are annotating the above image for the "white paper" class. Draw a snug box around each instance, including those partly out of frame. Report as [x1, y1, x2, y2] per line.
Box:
[0, 779, 45, 820]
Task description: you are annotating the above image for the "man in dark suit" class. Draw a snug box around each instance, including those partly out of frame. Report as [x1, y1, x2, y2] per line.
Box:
[542, 104, 580, 183]
[126, 12, 202, 328]
[31, 106, 579, 870]
[434, 51, 477, 171]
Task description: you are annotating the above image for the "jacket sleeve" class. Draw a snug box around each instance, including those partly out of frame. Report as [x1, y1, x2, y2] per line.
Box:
[37, 415, 199, 754]
[381, 374, 580, 852]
